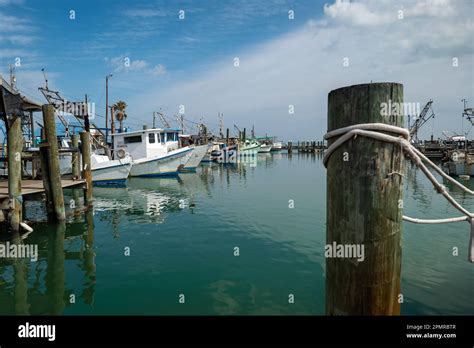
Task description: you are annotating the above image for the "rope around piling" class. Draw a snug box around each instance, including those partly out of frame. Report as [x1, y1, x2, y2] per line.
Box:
[323, 123, 474, 224]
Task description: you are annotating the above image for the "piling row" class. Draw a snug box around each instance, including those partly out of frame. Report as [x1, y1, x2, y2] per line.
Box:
[2, 104, 93, 231]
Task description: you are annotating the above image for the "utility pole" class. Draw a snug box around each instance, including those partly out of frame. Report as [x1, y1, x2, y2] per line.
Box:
[105, 74, 112, 144]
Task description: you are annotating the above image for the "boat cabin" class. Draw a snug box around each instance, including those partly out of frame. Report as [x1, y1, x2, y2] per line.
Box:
[112, 128, 181, 160]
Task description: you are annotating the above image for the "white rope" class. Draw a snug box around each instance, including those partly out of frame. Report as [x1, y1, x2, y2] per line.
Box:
[323, 123, 474, 224]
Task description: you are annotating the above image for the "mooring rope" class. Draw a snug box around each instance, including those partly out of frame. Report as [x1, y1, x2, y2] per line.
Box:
[323, 123, 474, 224]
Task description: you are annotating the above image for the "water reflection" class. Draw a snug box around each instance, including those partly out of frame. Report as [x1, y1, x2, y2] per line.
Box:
[0, 214, 95, 315]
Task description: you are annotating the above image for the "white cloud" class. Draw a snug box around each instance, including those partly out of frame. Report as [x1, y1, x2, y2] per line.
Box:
[123, 0, 473, 140]
[151, 64, 167, 76]
[105, 55, 149, 72]
[323, 0, 395, 26]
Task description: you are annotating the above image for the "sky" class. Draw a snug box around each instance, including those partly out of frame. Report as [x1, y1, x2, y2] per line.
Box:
[0, 0, 473, 141]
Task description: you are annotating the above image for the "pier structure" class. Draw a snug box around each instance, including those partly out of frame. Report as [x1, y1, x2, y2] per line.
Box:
[325, 83, 404, 315]
[0, 77, 92, 232]
[284, 140, 326, 153]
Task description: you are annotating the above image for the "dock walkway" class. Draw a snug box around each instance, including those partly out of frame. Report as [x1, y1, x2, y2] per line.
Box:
[0, 179, 85, 204]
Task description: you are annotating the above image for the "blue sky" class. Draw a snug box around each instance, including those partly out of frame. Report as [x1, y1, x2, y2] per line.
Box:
[1, 0, 473, 140]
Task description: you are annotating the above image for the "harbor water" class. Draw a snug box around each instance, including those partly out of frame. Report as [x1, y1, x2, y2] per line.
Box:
[0, 153, 472, 315]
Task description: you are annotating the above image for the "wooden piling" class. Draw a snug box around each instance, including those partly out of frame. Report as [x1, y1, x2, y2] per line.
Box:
[7, 116, 23, 231]
[326, 82, 404, 315]
[71, 134, 80, 180]
[80, 132, 93, 206]
[42, 104, 66, 221]
[39, 144, 54, 216]
[226, 128, 229, 145]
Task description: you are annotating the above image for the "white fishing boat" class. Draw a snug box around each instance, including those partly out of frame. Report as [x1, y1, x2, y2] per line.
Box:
[178, 135, 210, 171]
[60, 138, 132, 185]
[271, 141, 282, 151]
[113, 128, 194, 177]
[238, 139, 260, 156]
[258, 143, 272, 153]
[90, 154, 133, 185]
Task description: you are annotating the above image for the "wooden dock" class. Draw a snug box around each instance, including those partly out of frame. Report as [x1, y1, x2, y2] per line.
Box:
[0, 179, 85, 206]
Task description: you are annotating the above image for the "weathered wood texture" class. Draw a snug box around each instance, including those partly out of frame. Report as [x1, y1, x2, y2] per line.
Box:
[42, 104, 66, 221]
[326, 83, 404, 315]
[80, 132, 93, 206]
[71, 134, 80, 179]
[39, 144, 54, 215]
[7, 116, 23, 231]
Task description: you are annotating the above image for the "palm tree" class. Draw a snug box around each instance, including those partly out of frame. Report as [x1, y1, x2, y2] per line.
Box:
[112, 100, 127, 132]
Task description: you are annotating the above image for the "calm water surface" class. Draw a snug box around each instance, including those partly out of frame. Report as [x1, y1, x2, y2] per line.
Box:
[0, 153, 472, 315]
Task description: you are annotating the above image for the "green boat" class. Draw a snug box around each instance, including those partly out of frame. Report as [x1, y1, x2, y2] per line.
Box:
[239, 139, 261, 155]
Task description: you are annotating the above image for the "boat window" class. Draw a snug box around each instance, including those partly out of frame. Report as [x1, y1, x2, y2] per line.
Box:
[148, 133, 155, 144]
[166, 132, 175, 142]
[160, 133, 165, 143]
[124, 135, 142, 144]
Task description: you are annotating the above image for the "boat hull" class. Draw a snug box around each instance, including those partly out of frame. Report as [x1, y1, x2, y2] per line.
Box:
[181, 144, 210, 171]
[130, 147, 193, 177]
[443, 161, 474, 176]
[258, 145, 272, 153]
[92, 158, 132, 185]
[271, 142, 282, 151]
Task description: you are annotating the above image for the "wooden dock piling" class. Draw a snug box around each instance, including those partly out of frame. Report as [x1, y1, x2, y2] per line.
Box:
[42, 105, 66, 221]
[39, 144, 54, 216]
[71, 134, 80, 180]
[7, 116, 23, 231]
[326, 83, 404, 315]
[80, 132, 93, 206]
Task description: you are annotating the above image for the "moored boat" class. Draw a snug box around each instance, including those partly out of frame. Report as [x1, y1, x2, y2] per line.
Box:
[258, 143, 272, 153]
[271, 141, 282, 151]
[113, 128, 194, 177]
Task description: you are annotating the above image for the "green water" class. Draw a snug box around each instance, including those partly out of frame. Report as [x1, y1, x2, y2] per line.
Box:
[0, 153, 472, 315]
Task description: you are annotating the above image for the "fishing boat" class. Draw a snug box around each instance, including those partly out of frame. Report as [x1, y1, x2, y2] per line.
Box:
[238, 139, 260, 156]
[215, 144, 237, 163]
[113, 128, 194, 177]
[443, 150, 474, 177]
[271, 141, 282, 151]
[178, 135, 210, 171]
[258, 143, 272, 153]
[60, 137, 132, 185]
[90, 153, 133, 185]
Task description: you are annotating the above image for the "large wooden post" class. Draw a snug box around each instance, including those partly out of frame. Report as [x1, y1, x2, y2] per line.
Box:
[326, 83, 404, 315]
[80, 132, 93, 206]
[71, 134, 80, 180]
[42, 105, 66, 221]
[39, 144, 54, 217]
[7, 116, 23, 231]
